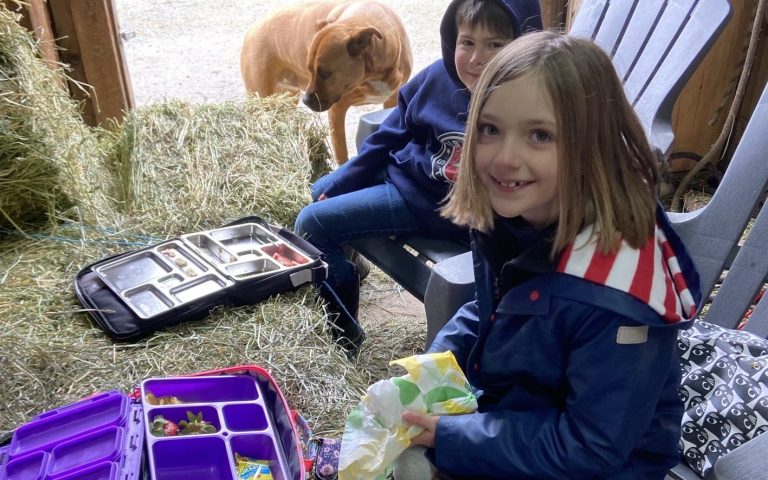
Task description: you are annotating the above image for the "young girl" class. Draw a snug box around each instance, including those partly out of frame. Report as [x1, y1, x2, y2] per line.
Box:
[396, 31, 702, 479]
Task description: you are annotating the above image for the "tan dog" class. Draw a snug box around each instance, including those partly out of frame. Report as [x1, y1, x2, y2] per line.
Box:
[240, 0, 412, 164]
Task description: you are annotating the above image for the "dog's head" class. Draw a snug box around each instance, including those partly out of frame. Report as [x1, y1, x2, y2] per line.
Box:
[302, 21, 382, 111]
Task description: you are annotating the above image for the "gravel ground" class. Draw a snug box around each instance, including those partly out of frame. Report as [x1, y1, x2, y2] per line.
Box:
[113, 0, 441, 341]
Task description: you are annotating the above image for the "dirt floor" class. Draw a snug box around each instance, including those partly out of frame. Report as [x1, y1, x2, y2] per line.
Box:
[113, 0, 446, 345]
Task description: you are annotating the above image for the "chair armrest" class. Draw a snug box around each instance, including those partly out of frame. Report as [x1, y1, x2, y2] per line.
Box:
[711, 433, 768, 480]
[354, 108, 396, 150]
[424, 251, 474, 347]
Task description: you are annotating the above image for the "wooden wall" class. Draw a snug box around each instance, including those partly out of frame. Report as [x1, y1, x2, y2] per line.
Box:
[668, 1, 766, 166]
[3, 0, 133, 127]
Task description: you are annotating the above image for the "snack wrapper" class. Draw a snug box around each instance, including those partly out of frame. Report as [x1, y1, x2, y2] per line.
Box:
[235, 453, 274, 479]
[338, 351, 477, 480]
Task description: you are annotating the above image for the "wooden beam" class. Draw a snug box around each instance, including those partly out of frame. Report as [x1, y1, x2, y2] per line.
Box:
[49, 0, 133, 127]
[26, 0, 60, 70]
[69, 0, 133, 126]
[669, 0, 764, 161]
[47, 0, 94, 125]
[540, 0, 568, 29]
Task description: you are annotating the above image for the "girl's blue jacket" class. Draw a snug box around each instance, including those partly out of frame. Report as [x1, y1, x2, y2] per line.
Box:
[428, 208, 702, 479]
[319, 0, 542, 241]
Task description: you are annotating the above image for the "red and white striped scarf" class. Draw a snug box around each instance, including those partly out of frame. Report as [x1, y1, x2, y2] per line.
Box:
[556, 224, 698, 324]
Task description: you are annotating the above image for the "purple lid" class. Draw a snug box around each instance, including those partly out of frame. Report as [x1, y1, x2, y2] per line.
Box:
[9, 392, 127, 458]
[1, 450, 48, 480]
[0, 391, 143, 480]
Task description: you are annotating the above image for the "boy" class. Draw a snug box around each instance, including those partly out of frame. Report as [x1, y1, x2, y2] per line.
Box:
[294, 0, 542, 354]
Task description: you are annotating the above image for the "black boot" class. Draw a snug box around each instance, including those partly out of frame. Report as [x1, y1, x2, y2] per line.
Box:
[343, 245, 371, 281]
[319, 272, 366, 357]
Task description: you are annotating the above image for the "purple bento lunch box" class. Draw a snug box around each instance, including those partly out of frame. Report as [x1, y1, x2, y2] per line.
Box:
[141, 374, 295, 479]
[1, 367, 307, 480]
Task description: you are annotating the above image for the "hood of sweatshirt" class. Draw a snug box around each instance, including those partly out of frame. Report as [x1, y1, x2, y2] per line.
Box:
[439, 0, 543, 87]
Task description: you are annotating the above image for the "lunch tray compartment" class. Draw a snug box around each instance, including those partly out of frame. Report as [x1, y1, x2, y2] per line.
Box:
[75, 216, 326, 341]
[141, 374, 292, 480]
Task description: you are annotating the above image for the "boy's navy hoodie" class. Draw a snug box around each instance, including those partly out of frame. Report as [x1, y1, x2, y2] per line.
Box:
[319, 0, 542, 241]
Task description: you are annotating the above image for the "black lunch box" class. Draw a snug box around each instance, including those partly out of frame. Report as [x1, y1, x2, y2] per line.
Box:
[74, 216, 327, 341]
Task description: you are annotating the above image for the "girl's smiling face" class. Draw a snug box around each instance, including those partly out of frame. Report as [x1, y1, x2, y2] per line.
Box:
[474, 74, 559, 226]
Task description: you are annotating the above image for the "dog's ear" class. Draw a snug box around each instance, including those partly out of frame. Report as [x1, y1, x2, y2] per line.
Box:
[347, 27, 383, 57]
[315, 19, 329, 31]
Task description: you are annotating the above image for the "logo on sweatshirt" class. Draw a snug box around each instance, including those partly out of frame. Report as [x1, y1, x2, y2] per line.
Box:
[431, 132, 464, 183]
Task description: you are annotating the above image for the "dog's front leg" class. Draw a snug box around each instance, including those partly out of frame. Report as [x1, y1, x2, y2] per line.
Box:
[328, 103, 350, 165]
[383, 91, 398, 109]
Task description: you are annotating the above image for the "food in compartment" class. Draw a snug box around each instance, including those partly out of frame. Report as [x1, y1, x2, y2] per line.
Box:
[183, 266, 198, 277]
[150, 415, 179, 437]
[264, 244, 307, 267]
[271, 251, 298, 267]
[177, 411, 217, 435]
[160, 247, 201, 278]
[150, 411, 216, 437]
[235, 453, 274, 480]
[145, 393, 182, 405]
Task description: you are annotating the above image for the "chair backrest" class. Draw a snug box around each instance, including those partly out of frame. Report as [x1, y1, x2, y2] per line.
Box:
[676, 82, 768, 338]
[569, 0, 732, 156]
[669, 81, 768, 315]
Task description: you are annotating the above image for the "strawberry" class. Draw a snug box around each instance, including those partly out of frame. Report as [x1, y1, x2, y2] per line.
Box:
[163, 421, 179, 436]
[178, 411, 216, 435]
[150, 415, 179, 437]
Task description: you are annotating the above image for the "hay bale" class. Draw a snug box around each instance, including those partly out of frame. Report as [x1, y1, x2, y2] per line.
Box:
[0, 6, 104, 232]
[105, 98, 331, 233]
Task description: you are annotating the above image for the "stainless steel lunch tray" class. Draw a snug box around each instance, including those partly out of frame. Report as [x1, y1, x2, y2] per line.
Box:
[93, 223, 314, 320]
[180, 223, 313, 280]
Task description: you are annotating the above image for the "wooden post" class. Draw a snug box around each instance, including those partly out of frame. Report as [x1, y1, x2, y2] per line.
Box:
[49, 0, 133, 127]
[540, 0, 569, 29]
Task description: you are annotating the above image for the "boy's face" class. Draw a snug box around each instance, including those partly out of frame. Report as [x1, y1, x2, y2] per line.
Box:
[473, 74, 560, 226]
[454, 22, 511, 91]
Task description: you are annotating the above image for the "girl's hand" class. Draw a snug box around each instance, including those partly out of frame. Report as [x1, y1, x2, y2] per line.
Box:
[402, 411, 438, 448]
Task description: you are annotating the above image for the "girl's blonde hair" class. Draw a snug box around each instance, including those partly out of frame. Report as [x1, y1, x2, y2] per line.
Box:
[442, 30, 659, 255]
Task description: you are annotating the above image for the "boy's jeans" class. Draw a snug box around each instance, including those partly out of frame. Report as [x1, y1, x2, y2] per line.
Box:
[294, 162, 420, 289]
